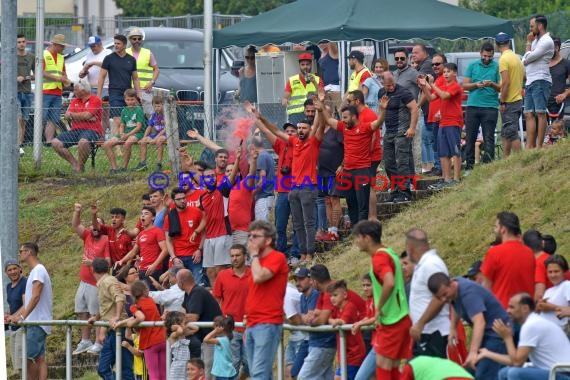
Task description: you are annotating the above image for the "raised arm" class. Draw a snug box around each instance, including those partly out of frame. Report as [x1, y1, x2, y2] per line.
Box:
[317, 100, 339, 129]
[245, 102, 289, 142]
[187, 129, 223, 152]
[72, 203, 86, 237]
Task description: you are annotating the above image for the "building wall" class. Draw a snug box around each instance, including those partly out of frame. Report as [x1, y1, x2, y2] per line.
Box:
[15, 0, 74, 16]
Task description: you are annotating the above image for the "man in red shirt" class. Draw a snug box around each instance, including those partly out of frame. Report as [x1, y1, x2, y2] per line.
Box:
[213, 244, 251, 378]
[164, 188, 206, 286]
[71, 203, 111, 355]
[51, 79, 103, 172]
[481, 211, 535, 309]
[91, 205, 135, 271]
[228, 147, 257, 246]
[244, 220, 289, 379]
[523, 229, 552, 301]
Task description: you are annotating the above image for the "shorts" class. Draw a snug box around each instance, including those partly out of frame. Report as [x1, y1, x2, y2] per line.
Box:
[26, 325, 47, 360]
[285, 339, 304, 366]
[9, 328, 23, 370]
[318, 175, 342, 198]
[370, 160, 381, 177]
[203, 235, 232, 267]
[437, 127, 461, 158]
[335, 365, 360, 380]
[56, 129, 102, 148]
[18, 92, 34, 120]
[523, 80, 551, 114]
[547, 98, 566, 120]
[74, 281, 100, 315]
[109, 90, 127, 118]
[501, 100, 522, 141]
[42, 94, 62, 123]
[232, 230, 248, 246]
[92, 87, 109, 100]
[373, 316, 413, 360]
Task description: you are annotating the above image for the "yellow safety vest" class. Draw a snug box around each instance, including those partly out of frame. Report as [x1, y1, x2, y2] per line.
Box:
[287, 74, 320, 115]
[126, 47, 154, 87]
[43, 50, 64, 91]
[348, 66, 372, 92]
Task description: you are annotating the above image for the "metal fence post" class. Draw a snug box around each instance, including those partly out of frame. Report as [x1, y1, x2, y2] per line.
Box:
[339, 328, 348, 380]
[164, 95, 181, 175]
[66, 325, 73, 380]
[116, 329, 122, 380]
[277, 328, 284, 380]
[21, 326, 27, 380]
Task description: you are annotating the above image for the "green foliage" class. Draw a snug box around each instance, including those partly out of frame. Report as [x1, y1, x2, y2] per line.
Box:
[116, 0, 294, 16]
[460, 0, 570, 19]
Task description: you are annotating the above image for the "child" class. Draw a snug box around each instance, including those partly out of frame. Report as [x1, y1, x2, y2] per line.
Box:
[121, 328, 147, 380]
[545, 120, 565, 145]
[328, 280, 365, 380]
[537, 255, 570, 331]
[164, 311, 198, 380]
[138, 96, 167, 171]
[187, 358, 207, 380]
[103, 89, 146, 174]
[203, 315, 237, 380]
[352, 274, 377, 380]
[116, 280, 166, 380]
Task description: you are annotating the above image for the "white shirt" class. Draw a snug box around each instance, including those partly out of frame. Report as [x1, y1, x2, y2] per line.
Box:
[284, 283, 306, 342]
[522, 32, 554, 85]
[540, 280, 570, 327]
[149, 283, 185, 312]
[85, 48, 112, 88]
[25, 263, 53, 334]
[410, 249, 450, 335]
[519, 312, 570, 369]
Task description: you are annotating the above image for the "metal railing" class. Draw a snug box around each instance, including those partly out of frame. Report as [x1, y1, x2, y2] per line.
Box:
[16, 319, 367, 380]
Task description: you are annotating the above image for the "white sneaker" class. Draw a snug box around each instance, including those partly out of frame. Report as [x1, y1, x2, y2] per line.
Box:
[19, 147, 25, 156]
[73, 340, 93, 355]
[87, 342, 103, 355]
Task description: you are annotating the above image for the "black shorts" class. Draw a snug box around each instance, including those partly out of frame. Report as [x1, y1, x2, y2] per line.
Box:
[370, 160, 381, 177]
[317, 175, 342, 198]
[56, 129, 102, 149]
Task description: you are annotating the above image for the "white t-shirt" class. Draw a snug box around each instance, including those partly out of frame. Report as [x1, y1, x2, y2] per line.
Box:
[519, 312, 570, 369]
[284, 282, 306, 342]
[25, 263, 53, 334]
[541, 280, 570, 326]
[410, 249, 450, 335]
[85, 48, 112, 88]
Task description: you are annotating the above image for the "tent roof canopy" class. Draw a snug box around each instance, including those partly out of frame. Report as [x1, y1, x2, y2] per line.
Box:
[213, 0, 514, 48]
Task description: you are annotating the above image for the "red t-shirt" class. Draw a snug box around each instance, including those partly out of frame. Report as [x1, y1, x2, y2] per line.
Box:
[136, 226, 165, 270]
[289, 135, 321, 185]
[98, 224, 133, 264]
[481, 240, 535, 309]
[229, 178, 254, 232]
[163, 207, 203, 257]
[372, 249, 396, 284]
[359, 107, 382, 162]
[129, 296, 165, 349]
[186, 189, 205, 209]
[332, 302, 366, 366]
[427, 75, 447, 123]
[245, 250, 289, 327]
[80, 230, 110, 285]
[273, 139, 294, 193]
[317, 287, 367, 321]
[42, 50, 66, 96]
[199, 190, 230, 239]
[67, 95, 103, 135]
[337, 120, 374, 170]
[438, 81, 464, 128]
[535, 252, 553, 290]
[212, 267, 251, 331]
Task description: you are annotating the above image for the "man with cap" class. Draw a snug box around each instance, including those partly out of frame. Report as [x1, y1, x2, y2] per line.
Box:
[5, 258, 26, 376]
[495, 32, 525, 157]
[347, 50, 372, 94]
[282, 52, 325, 125]
[42, 33, 71, 143]
[465, 260, 483, 284]
[79, 36, 112, 96]
[126, 27, 160, 116]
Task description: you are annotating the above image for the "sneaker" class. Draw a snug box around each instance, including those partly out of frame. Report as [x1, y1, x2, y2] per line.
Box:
[117, 167, 128, 173]
[87, 342, 103, 355]
[385, 191, 398, 203]
[19, 147, 25, 156]
[109, 168, 119, 175]
[463, 170, 472, 178]
[156, 162, 163, 171]
[315, 230, 326, 242]
[431, 168, 442, 177]
[321, 232, 339, 241]
[133, 162, 147, 172]
[442, 179, 459, 188]
[392, 192, 412, 203]
[73, 340, 93, 355]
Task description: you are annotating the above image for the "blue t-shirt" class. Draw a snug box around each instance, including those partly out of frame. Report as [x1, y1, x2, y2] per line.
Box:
[301, 288, 335, 348]
[255, 150, 275, 200]
[318, 54, 340, 86]
[211, 336, 237, 377]
[453, 277, 509, 339]
[6, 276, 27, 331]
[363, 76, 382, 109]
[154, 208, 166, 229]
[464, 59, 501, 108]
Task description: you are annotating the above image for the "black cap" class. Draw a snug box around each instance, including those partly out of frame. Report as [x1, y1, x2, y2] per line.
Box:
[347, 50, 365, 61]
[465, 260, 482, 278]
[293, 267, 310, 278]
[283, 122, 296, 130]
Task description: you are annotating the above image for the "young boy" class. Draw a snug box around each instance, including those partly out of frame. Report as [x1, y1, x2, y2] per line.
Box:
[420, 63, 464, 188]
[328, 280, 366, 380]
[103, 89, 146, 174]
[187, 358, 207, 380]
[138, 96, 167, 171]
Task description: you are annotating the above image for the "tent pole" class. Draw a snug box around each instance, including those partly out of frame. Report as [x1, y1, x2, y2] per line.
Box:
[204, 0, 214, 140]
[340, 41, 348, 98]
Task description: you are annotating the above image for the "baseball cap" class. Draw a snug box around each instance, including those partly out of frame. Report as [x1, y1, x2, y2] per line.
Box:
[494, 33, 512, 44]
[347, 50, 365, 61]
[88, 35, 102, 47]
[464, 260, 482, 278]
[293, 267, 311, 278]
[283, 122, 296, 130]
[298, 52, 313, 61]
[4, 259, 21, 271]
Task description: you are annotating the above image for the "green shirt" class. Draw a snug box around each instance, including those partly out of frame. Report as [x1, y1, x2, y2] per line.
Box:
[409, 356, 474, 380]
[465, 59, 501, 108]
[17, 53, 35, 93]
[120, 106, 146, 139]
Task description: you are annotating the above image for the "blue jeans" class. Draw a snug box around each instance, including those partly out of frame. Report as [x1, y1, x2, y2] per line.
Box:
[499, 366, 570, 380]
[275, 192, 299, 258]
[98, 329, 134, 380]
[524, 80, 551, 114]
[178, 255, 204, 286]
[429, 122, 441, 170]
[421, 118, 435, 164]
[245, 324, 282, 380]
[297, 346, 336, 380]
[291, 340, 309, 377]
[474, 336, 506, 380]
[18, 92, 33, 120]
[231, 331, 249, 376]
[26, 326, 47, 360]
[464, 106, 498, 168]
[354, 349, 376, 380]
[42, 94, 62, 123]
[315, 196, 327, 231]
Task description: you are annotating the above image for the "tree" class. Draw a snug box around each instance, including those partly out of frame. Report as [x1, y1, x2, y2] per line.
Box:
[460, 0, 570, 19]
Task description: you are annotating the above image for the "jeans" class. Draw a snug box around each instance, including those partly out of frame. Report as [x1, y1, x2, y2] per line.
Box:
[474, 336, 506, 380]
[291, 340, 309, 377]
[231, 331, 249, 376]
[17, 92, 33, 120]
[464, 106, 498, 168]
[383, 131, 415, 191]
[421, 120, 435, 164]
[275, 192, 299, 258]
[354, 349, 376, 380]
[430, 122, 441, 170]
[315, 195, 327, 231]
[498, 366, 570, 380]
[342, 168, 371, 226]
[98, 329, 134, 380]
[42, 94, 62, 123]
[245, 324, 282, 380]
[178, 255, 204, 286]
[288, 187, 317, 255]
[524, 80, 551, 114]
[297, 346, 336, 380]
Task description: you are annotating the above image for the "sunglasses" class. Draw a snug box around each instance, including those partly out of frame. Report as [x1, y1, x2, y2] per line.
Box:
[432, 62, 442, 66]
[394, 57, 407, 62]
[130, 37, 142, 41]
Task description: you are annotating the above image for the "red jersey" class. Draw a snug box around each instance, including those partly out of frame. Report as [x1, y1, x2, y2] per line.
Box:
[245, 250, 288, 327]
[163, 207, 203, 257]
[535, 252, 553, 289]
[213, 267, 251, 331]
[317, 287, 367, 320]
[337, 120, 374, 170]
[130, 296, 165, 349]
[332, 301, 366, 366]
[80, 230, 110, 286]
[67, 95, 103, 135]
[427, 75, 447, 123]
[273, 139, 294, 193]
[438, 80, 464, 128]
[288, 135, 321, 185]
[199, 189, 230, 239]
[481, 240, 535, 309]
[359, 107, 382, 163]
[136, 226, 165, 271]
[186, 190, 205, 209]
[228, 178, 254, 232]
[98, 224, 133, 264]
